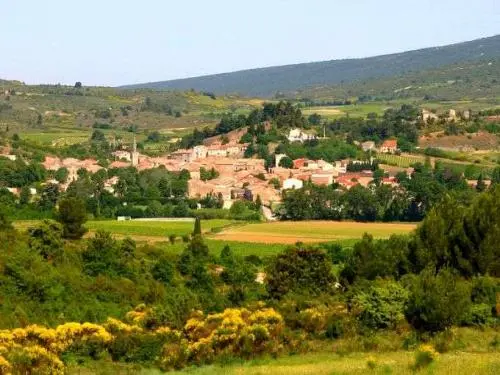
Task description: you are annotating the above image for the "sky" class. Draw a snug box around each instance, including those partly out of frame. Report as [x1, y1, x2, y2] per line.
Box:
[1, 0, 499, 86]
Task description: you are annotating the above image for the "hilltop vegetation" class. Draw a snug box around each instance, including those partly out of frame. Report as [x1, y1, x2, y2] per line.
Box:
[0, 82, 261, 156]
[121, 35, 500, 97]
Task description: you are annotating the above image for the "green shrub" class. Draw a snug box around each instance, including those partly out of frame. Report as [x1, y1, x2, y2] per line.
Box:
[352, 280, 409, 330]
[462, 304, 495, 326]
[266, 245, 336, 299]
[413, 344, 438, 370]
[404, 268, 471, 332]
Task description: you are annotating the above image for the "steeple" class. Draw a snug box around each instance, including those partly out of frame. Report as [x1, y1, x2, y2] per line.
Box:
[131, 135, 139, 167]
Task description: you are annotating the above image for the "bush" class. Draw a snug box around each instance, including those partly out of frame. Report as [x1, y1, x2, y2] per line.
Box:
[404, 268, 471, 332]
[462, 304, 495, 327]
[266, 245, 336, 299]
[413, 344, 438, 370]
[352, 281, 409, 330]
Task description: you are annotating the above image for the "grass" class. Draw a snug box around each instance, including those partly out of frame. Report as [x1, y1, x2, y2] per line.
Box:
[376, 153, 425, 168]
[13, 220, 360, 257]
[67, 350, 500, 375]
[85, 219, 235, 238]
[13, 219, 414, 246]
[211, 221, 417, 244]
[302, 103, 390, 119]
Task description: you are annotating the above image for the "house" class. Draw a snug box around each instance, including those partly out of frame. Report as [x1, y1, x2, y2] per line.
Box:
[207, 145, 227, 157]
[311, 173, 333, 186]
[288, 128, 316, 143]
[422, 109, 438, 123]
[317, 160, 335, 172]
[361, 141, 375, 152]
[169, 149, 194, 162]
[283, 178, 303, 190]
[112, 150, 131, 162]
[333, 160, 348, 174]
[193, 145, 208, 159]
[379, 139, 398, 154]
[293, 158, 307, 169]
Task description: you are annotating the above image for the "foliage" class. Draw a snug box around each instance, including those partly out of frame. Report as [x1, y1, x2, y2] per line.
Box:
[57, 197, 88, 239]
[414, 344, 438, 370]
[404, 268, 472, 332]
[28, 220, 64, 261]
[266, 245, 336, 299]
[351, 281, 409, 330]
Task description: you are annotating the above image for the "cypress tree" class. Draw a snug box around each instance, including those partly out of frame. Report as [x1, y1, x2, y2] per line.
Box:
[193, 217, 202, 236]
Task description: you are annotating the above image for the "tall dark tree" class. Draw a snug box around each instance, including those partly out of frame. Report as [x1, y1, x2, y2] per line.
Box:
[57, 197, 88, 239]
[193, 217, 202, 236]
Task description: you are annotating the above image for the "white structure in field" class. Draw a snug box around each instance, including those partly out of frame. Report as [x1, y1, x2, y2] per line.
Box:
[288, 128, 316, 143]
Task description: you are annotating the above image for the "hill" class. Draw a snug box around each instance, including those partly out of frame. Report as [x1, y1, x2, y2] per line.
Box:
[121, 35, 500, 97]
[294, 57, 500, 101]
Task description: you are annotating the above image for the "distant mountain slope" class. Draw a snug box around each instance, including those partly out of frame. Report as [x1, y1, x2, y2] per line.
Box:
[121, 35, 500, 97]
[295, 58, 500, 101]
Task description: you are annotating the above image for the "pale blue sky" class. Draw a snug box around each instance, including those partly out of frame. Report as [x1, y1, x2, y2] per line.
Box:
[1, 0, 499, 86]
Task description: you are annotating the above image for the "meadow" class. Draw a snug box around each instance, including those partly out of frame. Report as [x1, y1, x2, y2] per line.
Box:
[211, 221, 417, 244]
[158, 351, 500, 375]
[302, 103, 390, 119]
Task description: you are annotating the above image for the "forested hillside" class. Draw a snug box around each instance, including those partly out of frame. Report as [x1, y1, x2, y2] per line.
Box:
[122, 35, 500, 97]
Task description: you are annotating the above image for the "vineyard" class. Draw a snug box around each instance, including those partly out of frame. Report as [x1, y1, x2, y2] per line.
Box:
[376, 153, 424, 168]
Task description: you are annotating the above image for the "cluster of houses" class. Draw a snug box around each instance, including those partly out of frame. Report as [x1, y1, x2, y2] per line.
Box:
[1, 134, 406, 208]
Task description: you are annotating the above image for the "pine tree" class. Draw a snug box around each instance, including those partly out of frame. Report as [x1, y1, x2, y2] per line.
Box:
[476, 173, 486, 192]
[193, 216, 202, 236]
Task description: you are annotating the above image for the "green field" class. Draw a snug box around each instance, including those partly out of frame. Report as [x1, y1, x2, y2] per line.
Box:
[212, 221, 417, 244]
[85, 219, 235, 237]
[376, 153, 425, 168]
[302, 103, 390, 119]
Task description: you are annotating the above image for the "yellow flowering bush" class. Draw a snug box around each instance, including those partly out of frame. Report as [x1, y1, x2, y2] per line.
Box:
[414, 344, 438, 369]
[297, 307, 329, 334]
[159, 306, 285, 371]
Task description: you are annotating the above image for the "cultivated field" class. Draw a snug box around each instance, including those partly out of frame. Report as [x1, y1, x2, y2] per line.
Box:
[302, 103, 390, 119]
[211, 221, 416, 244]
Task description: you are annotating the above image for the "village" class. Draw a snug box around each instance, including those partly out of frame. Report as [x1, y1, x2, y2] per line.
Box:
[0, 126, 412, 212]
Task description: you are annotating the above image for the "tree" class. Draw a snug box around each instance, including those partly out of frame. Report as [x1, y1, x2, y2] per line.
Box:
[38, 183, 59, 210]
[82, 230, 122, 276]
[28, 220, 64, 261]
[57, 197, 88, 239]
[266, 245, 336, 299]
[476, 173, 486, 192]
[279, 156, 294, 169]
[0, 209, 13, 231]
[352, 281, 409, 330]
[19, 186, 31, 205]
[90, 129, 106, 142]
[193, 217, 202, 236]
[152, 257, 175, 284]
[404, 268, 471, 332]
[74, 82, 82, 89]
[55, 167, 69, 184]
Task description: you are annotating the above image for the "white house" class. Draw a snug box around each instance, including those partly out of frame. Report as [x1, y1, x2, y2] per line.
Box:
[361, 141, 375, 152]
[283, 178, 303, 190]
[288, 128, 316, 143]
[193, 145, 208, 159]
